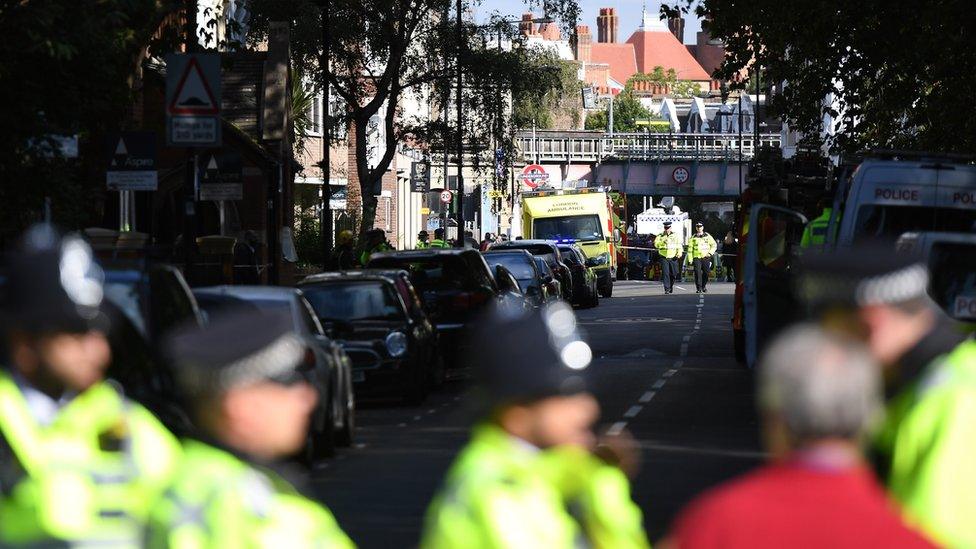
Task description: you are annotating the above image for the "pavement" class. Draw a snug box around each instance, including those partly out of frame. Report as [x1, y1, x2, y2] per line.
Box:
[310, 280, 763, 547]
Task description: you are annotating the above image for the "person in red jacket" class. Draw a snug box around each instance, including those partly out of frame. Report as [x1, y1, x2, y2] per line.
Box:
[663, 325, 935, 549]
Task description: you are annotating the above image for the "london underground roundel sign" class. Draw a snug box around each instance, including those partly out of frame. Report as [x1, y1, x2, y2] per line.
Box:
[672, 166, 690, 185]
[521, 164, 550, 189]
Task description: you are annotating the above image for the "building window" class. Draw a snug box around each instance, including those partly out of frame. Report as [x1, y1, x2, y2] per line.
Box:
[306, 90, 323, 136]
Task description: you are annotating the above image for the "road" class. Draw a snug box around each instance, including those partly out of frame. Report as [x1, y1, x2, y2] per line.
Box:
[311, 280, 763, 547]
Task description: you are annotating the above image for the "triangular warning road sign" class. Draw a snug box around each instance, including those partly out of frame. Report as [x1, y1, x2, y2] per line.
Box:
[206, 156, 218, 171]
[169, 57, 219, 115]
[115, 138, 128, 156]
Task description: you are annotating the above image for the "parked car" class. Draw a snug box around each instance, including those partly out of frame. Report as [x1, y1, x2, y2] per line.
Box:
[557, 243, 600, 308]
[533, 256, 563, 303]
[192, 286, 354, 460]
[482, 249, 550, 307]
[366, 249, 498, 375]
[102, 263, 204, 435]
[298, 270, 440, 404]
[490, 239, 573, 301]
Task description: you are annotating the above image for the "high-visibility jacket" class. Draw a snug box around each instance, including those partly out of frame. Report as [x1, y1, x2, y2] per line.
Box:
[147, 439, 354, 548]
[429, 239, 450, 249]
[875, 339, 976, 548]
[687, 233, 717, 260]
[800, 208, 834, 248]
[360, 241, 393, 266]
[421, 424, 649, 549]
[416, 240, 431, 249]
[0, 371, 180, 546]
[654, 232, 683, 259]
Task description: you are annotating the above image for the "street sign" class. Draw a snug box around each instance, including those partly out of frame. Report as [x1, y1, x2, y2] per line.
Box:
[198, 151, 243, 201]
[581, 87, 597, 110]
[106, 132, 157, 191]
[440, 189, 454, 204]
[166, 54, 222, 147]
[521, 164, 550, 189]
[672, 166, 690, 185]
[411, 162, 430, 193]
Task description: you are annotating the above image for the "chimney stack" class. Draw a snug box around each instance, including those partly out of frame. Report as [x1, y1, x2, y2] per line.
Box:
[520, 12, 537, 36]
[668, 16, 685, 43]
[597, 8, 618, 43]
[575, 24, 592, 63]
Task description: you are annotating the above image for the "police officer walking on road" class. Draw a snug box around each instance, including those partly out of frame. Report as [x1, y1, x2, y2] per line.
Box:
[655, 221, 683, 295]
[422, 303, 650, 549]
[0, 224, 181, 547]
[416, 230, 431, 249]
[798, 247, 976, 548]
[148, 310, 354, 548]
[688, 221, 717, 294]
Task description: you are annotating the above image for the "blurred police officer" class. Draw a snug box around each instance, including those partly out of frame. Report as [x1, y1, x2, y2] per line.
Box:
[798, 247, 976, 548]
[422, 303, 649, 548]
[327, 230, 356, 271]
[430, 228, 450, 248]
[0, 224, 180, 546]
[688, 221, 717, 294]
[416, 230, 431, 249]
[148, 310, 353, 548]
[359, 228, 393, 266]
[655, 221, 683, 295]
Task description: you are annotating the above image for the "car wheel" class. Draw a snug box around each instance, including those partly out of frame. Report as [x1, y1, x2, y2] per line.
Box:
[587, 287, 600, 308]
[403, 362, 428, 405]
[428, 353, 446, 389]
[599, 280, 613, 298]
[305, 398, 336, 463]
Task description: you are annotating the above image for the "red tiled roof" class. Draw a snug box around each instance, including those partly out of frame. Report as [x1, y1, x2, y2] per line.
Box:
[590, 43, 638, 87]
[626, 29, 710, 81]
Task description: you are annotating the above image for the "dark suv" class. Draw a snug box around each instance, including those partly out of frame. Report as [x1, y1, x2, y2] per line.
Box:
[490, 240, 573, 301]
[367, 249, 498, 374]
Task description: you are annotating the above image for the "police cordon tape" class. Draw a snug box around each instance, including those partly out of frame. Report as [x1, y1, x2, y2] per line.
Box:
[619, 246, 738, 257]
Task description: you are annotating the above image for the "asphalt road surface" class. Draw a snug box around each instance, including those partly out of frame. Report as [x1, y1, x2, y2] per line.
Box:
[311, 280, 763, 547]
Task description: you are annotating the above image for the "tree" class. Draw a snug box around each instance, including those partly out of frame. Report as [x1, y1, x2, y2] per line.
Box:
[512, 49, 583, 130]
[242, 0, 581, 237]
[584, 87, 657, 133]
[664, 0, 976, 155]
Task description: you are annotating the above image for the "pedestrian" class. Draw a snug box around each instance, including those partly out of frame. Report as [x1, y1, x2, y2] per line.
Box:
[797, 247, 976, 548]
[233, 230, 261, 284]
[416, 230, 431, 249]
[0, 224, 181, 546]
[327, 229, 356, 271]
[359, 228, 393, 266]
[800, 200, 834, 249]
[664, 325, 935, 549]
[463, 230, 479, 249]
[148, 310, 354, 548]
[479, 232, 495, 251]
[688, 221, 717, 293]
[422, 303, 649, 549]
[654, 221, 683, 295]
[429, 228, 449, 248]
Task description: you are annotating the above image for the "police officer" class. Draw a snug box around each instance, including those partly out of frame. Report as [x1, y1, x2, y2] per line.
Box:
[359, 228, 393, 266]
[416, 230, 431, 249]
[654, 221, 683, 295]
[688, 221, 717, 293]
[422, 303, 649, 548]
[0, 224, 180, 546]
[148, 310, 354, 548]
[327, 230, 356, 271]
[429, 228, 449, 249]
[800, 200, 834, 249]
[797, 247, 976, 548]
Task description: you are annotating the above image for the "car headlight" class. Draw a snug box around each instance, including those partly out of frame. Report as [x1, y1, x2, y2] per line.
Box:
[385, 331, 408, 358]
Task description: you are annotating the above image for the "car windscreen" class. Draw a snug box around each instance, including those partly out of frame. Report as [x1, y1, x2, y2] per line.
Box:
[928, 242, 976, 319]
[854, 205, 976, 242]
[193, 293, 262, 319]
[533, 214, 604, 242]
[534, 257, 553, 276]
[302, 282, 404, 322]
[557, 247, 582, 265]
[104, 281, 146, 336]
[483, 254, 537, 280]
[369, 256, 491, 292]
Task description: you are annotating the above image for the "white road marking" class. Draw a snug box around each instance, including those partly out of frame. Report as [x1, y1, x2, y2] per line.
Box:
[694, 325, 700, 330]
[680, 343, 689, 356]
[652, 379, 666, 389]
[624, 405, 643, 418]
[674, 360, 684, 368]
[413, 415, 422, 421]
[398, 423, 407, 427]
[607, 421, 627, 436]
[683, 335, 691, 342]
[639, 391, 656, 403]
[427, 409, 437, 415]
[354, 443, 367, 449]
[664, 369, 677, 378]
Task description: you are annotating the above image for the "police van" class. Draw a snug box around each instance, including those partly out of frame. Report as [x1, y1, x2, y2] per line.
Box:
[896, 231, 976, 323]
[741, 154, 976, 367]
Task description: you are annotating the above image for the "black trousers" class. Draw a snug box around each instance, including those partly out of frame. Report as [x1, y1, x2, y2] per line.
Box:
[693, 257, 712, 291]
[660, 257, 678, 292]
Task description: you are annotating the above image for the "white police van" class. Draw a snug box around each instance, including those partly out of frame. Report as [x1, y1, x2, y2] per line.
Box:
[897, 232, 976, 323]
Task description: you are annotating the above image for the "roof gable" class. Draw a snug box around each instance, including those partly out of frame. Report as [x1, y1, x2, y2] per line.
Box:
[590, 43, 638, 88]
[626, 29, 710, 81]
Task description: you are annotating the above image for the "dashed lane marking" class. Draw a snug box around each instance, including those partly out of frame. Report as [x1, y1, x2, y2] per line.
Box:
[624, 405, 643, 418]
[680, 343, 689, 356]
[426, 409, 437, 415]
[683, 335, 691, 342]
[652, 379, 666, 389]
[639, 391, 656, 403]
[607, 421, 627, 436]
[664, 369, 677, 378]
[398, 423, 407, 427]
[413, 415, 422, 421]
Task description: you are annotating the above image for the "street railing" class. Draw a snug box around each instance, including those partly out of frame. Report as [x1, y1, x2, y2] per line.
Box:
[517, 131, 782, 163]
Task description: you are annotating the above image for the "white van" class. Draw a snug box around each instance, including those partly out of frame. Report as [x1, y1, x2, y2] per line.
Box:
[897, 232, 976, 322]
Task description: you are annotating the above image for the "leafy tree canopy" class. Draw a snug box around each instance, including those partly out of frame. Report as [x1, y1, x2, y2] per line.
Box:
[584, 87, 664, 133]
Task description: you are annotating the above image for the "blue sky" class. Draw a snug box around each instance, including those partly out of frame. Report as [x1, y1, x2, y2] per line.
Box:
[476, 0, 703, 45]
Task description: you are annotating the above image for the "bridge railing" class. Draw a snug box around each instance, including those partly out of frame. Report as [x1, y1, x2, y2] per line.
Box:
[517, 132, 782, 163]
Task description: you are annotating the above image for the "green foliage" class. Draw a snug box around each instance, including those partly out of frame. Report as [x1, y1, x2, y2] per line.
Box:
[628, 66, 700, 99]
[584, 88, 660, 133]
[512, 50, 583, 129]
[664, 0, 976, 154]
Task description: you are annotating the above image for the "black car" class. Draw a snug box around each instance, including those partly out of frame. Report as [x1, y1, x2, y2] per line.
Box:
[192, 286, 355, 460]
[557, 243, 600, 308]
[533, 256, 563, 303]
[490, 240, 573, 301]
[367, 248, 498, 374]
[298, 270, 440, 404]
[482, 249, 549, 307]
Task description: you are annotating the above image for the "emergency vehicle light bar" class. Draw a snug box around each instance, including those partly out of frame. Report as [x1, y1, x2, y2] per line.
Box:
[522, 186, 609, 198]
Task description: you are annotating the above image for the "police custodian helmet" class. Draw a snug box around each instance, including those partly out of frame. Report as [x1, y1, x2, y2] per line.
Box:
[2, 223, 108, 334]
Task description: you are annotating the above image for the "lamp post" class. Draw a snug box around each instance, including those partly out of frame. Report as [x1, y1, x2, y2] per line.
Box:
[320, 0, 332, 265]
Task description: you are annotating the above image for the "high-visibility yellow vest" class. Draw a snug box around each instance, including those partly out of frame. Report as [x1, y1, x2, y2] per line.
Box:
[654, 232, 683, 259]
[876, 339, 976, 548]
[0, 371, 180, 546]
[800, 208, 834, 248]
[429, 239, 449, 249]
[147, 439, 354, 548]
[688, 233, 717, 259]
[416, 240, 431, 249]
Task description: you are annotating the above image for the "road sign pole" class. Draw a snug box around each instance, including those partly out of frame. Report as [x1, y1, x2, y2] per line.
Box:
[182, 148, 198, 282]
